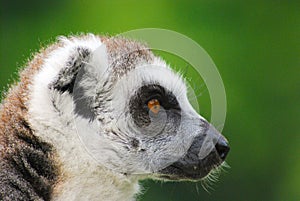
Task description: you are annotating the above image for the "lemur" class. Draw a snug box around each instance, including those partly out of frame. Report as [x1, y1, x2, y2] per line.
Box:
[0, 34, 230, 201]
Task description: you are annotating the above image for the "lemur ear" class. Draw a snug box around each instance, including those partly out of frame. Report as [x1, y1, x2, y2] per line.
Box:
[51, 44, 109, 120]
[51, 47, 91, 94]
[51, 44, 109, 94]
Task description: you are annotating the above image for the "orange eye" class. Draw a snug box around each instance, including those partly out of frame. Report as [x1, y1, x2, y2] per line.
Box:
[147, 99, 161, 114]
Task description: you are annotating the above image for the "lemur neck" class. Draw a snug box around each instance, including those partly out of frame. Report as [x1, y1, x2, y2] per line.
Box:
[30, 119, 140, 201]
[53, 163, 140, 201]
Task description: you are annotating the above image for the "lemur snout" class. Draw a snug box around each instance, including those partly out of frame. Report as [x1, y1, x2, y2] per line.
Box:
[215, 137, 230, 160]
[158, 122, 229, 180]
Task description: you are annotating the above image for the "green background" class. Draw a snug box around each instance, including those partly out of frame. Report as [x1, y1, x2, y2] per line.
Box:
[1, 0, 299, 200]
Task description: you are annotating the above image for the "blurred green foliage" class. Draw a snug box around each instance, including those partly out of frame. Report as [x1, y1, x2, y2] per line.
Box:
[1, 0, 299, 200]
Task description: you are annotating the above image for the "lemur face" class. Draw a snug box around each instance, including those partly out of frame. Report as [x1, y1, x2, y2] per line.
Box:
[48, 36, 229, 181]
[108, 64, 229, 180]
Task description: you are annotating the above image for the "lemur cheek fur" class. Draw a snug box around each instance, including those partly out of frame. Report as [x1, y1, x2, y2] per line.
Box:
[0, 34, 229, 201]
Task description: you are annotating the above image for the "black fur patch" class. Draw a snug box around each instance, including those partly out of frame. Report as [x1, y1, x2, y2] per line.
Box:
[129, 84, 181, 129]
[0, 127, 58, 201]
[73, 83, 96, 121]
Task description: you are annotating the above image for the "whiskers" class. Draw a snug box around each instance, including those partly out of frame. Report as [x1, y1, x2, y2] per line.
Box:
[200, 162, 230, 193]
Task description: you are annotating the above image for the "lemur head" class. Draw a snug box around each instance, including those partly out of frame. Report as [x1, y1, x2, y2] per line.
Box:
[31, 35, 229, 182]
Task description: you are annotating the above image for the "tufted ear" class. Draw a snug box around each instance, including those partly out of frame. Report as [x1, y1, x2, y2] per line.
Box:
[51, 44, 109, 94]
[51, 44, 109, 120]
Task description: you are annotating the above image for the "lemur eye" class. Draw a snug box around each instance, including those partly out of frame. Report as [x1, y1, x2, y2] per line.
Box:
[147, 99, 161, 114]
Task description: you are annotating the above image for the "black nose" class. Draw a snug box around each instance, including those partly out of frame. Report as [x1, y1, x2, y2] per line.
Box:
[215, 138, 230, 160]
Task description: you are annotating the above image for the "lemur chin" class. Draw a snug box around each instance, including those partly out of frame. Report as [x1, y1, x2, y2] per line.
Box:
[0, 34, 229, 201]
